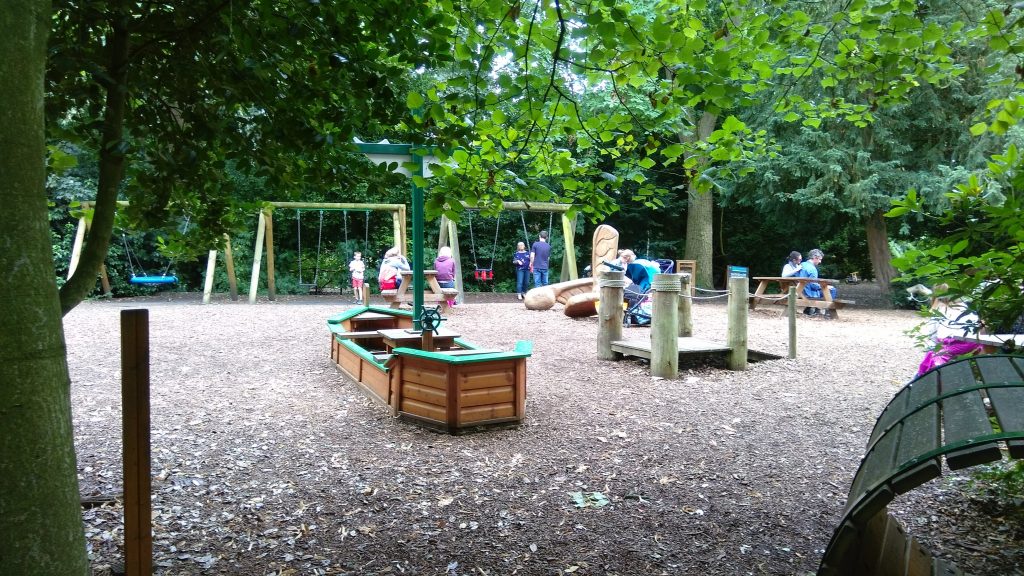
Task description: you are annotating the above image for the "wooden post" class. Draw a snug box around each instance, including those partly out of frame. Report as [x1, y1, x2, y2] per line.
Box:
[726, 276, 749, 371]
[121, 309, 152, 576]
[788, 286, 797, 359]
[248, 211, 266, 303]
[362, 284, 370, 306]
[202, 250, 217, 304]
[421, 330, 434, 352]
[67, 216, 87, 278]
[264, 209, 276, 301]
[678, 274, 693, 337]
[447, 219, 464, 305]
[651, 273, 680, 379]
[559, 213, 578, 281]
[597, 271, 626, 360]
[223, 234, 238, 301]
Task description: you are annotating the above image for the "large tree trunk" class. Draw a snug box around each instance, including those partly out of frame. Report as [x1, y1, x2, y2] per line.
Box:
[59, 3, 130, 316]
[865, 208, 897, 292]
[683, 111, 717, 288]
[0, 2, 91, 574]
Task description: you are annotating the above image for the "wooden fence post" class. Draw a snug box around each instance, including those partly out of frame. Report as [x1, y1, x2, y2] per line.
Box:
[121, 309, 152, 576]
[597, 271, 626, 360]
[678, 274, 693, 337]
[651, 273, 680, 379]
[788, 286, 797, 359]
[726, 277, 749, 371]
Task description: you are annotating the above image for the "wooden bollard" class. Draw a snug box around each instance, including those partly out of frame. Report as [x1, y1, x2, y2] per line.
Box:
[726, 277, 749, 370]
[597, 271, 626, 360]
[651, 273, 681, 379]
[787, 286, 797, 359]
[121, 309, 153, 576]
[678, 274, 693, 337]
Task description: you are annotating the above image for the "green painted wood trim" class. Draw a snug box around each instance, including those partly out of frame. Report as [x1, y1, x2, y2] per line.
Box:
[392, 344, 532, 364]
[327, 306, 413, 324]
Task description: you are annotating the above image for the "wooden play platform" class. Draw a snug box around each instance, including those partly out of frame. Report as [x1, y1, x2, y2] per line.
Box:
[610, 337, 782, 364]
[327, 306, 531, 433]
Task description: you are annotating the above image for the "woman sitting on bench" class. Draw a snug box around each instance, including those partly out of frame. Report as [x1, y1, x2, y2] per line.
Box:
[798, 248, 837, 316]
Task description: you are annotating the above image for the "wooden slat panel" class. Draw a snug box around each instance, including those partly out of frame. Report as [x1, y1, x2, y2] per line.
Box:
[400, 397, 447, 422]
[869, 385, 914, 447]
[401, 360, 448, 389]
[458, 367, 514, 391]
[904, 536, 932, 576]
[846, 430, 900, 522]
[937, 361, 1000, 469]
[460, 402, 516, 423]
[821, 521, 860, 576]
[460, 385, 514, 407]
[875, 514, 910, 576]
[974, 355, 1024, 459]
[857, 511, 890, 575]
[360, 362, 390, 403]
[892, 375, 942, 494]
[402, 382, 447, 406]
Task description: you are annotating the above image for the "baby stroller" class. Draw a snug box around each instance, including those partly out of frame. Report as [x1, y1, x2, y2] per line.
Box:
[601, 260, 654, 326]
[624, 285, 653, 326]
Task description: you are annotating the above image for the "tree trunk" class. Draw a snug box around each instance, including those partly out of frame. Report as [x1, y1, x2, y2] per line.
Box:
[0, 2, 91, 574]
[865, 208, 897, 292]
[59, 3, 130, 316]
[683, 111, 717, 288]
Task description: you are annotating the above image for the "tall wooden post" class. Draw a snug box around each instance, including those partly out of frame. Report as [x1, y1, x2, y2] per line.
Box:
[726, 277, 749, 370]
[202, 250, 217, 304]
[788, 286, 797, 359]
[121, 309, 152, 576]
[651, 274, 680, 379]
[223, 234, 238, 301]
[597, 271, 626, 360]
[248, 210, 266, 303]
[678, 274, 693, 337]
[264, 209, 276, 301]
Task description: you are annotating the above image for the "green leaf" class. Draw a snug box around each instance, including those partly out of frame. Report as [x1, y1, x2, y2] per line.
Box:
[406, 92, 424, 110]
[969, 122, 988, 136]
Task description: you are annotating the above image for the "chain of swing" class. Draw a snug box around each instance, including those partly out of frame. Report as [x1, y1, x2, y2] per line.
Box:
[466, 211, 552, 281]
[296, 209, 370, 288]
[119, 216, 191, 285]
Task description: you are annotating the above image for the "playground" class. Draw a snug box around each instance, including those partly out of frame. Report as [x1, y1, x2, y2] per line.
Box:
[68, 285, 1021, 575]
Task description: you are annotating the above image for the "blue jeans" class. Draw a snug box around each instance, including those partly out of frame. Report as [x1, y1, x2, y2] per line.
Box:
[516, 269, 530, 294]
[533, 269, 549, 287]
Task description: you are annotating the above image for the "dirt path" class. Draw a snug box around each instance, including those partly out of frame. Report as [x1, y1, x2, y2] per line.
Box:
[66, 286, 1020, 575]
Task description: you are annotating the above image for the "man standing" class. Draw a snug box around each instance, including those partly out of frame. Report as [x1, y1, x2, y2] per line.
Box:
[529, 230, 551, 287]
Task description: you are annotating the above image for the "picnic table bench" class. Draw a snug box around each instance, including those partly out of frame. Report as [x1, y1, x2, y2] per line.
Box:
[818, 354, 1024, 575]
[380, 269, 459, 312]
[749, 276, 855, 318]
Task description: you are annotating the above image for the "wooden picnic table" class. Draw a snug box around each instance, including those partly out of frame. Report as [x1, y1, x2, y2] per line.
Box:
[381, 269, 459, 312]
[749, 276, 854, 318]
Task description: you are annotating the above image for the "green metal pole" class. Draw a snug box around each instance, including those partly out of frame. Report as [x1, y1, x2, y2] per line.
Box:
[411, 154, 424, 330]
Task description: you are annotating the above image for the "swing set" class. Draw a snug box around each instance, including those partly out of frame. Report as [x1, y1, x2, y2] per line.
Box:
[244, 202, 407, 303]
[437, 202, 578, 301]
[295, 208, 372, 292]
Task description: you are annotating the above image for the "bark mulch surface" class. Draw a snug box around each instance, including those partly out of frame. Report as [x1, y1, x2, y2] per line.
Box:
[67, 282, 1023, 575]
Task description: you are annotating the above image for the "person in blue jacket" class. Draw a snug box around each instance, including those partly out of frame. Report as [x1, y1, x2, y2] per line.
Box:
[798, 248, 837, 315]
[512, 241, 530, 300]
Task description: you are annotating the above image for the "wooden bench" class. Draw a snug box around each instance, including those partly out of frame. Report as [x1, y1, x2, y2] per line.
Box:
[749, 276, 855, 318]
[818, 354, 1024, 575]
[380, 269, 460, 312]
